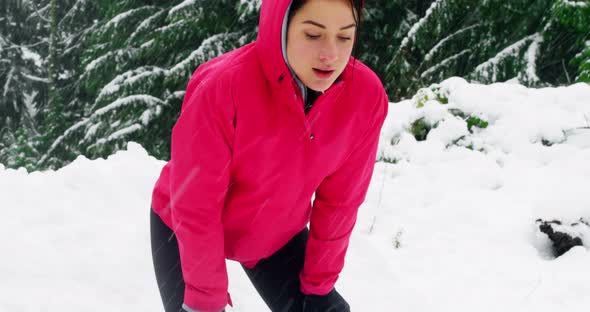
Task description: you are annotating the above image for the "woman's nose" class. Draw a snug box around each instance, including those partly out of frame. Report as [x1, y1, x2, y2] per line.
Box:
[319, 41, 338, 63]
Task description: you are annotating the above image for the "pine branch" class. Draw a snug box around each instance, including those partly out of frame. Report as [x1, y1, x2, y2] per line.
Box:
[3, 67, 14, 98]
[27, 1, 51, 23]
[399, 0, 446, 49]
[38, 95, 164, 166]
[472, 34, 538, 81]
[424, 23, 481, 62]
[420, 48, 472, 79]
[58, 0, 91, 28]
[518, 33, 544, 85]
[22, 73, 50, 83]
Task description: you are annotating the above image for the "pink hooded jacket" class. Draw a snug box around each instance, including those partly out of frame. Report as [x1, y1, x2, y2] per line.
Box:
[150, 0, 387, 310]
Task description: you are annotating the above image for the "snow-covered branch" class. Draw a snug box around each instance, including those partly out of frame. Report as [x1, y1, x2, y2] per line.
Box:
[518, 33, 544, 85]
[3, 67, 14, 98]
[421, 49, 472, 78]
[561, 0, 589, 8]
[39, 95, 165, 166]
[26, 1, 50, 23]
[22, 73, 50, 83]
[400, 0, 445, 49]
[424, 24, 481, 62]
[58, 0, 90, 28]
[472, 34, 538, 81]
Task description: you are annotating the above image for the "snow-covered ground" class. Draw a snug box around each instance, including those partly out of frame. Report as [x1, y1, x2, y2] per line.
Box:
[1, 78, 589, 311]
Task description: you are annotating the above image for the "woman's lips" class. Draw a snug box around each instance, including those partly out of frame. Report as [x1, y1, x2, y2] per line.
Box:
[313, 68, 334, 79]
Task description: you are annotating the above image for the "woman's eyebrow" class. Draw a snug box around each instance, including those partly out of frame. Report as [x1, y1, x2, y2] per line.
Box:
[302, 20, 356, 30]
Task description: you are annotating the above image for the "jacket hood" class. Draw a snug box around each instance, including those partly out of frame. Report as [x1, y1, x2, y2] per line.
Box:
[255, 0, 364, 100]
[255, 0, 298, 91]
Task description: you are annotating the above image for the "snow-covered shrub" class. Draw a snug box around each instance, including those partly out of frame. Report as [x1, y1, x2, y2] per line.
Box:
[536, 218, 590, 257]
[377, 77, 590, 168]
[407, 83, 489, 145]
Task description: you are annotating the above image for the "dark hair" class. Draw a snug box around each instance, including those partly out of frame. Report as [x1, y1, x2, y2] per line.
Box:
[287, 0, 364, 59]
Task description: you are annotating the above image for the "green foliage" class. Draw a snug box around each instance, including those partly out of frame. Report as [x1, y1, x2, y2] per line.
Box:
[381, 0, 588, 99]
[381, 156, 400, 164]
[31, 0, 256, 170]
[466, 116, 489, 132]
[552, 0, 590, 32]
[410, 117, 432, 141]
[0, 0, 49, 139]
[448, 109, 489, 133]
[551, 0, 590, 83]
[577, 42, 590, 82]
[0, 127, 41, 172]
[414, 85, 449, 108]
[408, 84, 489, 143]
[384, 0, 488, 98]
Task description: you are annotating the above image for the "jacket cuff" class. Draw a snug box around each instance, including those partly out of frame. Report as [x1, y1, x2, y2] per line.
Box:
[182, 302, 225, 312]
[298, 269, 336, 296]
[183, 287, 232, 312]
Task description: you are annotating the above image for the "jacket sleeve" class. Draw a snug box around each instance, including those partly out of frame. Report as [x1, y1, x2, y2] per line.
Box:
[299, 86, 389, 295]
[169, 71, 235, 311]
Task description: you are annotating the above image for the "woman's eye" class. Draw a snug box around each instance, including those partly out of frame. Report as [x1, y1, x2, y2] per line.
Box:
[305, 34, 320, 40]
[339, 37, 352, 41]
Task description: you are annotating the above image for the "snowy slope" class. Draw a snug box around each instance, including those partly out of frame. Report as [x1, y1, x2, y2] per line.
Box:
[1, 78, 589, 311]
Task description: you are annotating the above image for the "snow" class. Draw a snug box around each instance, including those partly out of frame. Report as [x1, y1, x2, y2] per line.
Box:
[420, 49, 471, 78]
[139, 39, 155, 49]
[84, 50, 114, 73]
[83, 121, 102, 141]
[400, 0, 444, 49]
[3, 67, 13, 97]
[169, 32, 238, 77]
[2, 78, 590, 311]
[129, 10, 166, 43]
[22, 72, 49, 83]
[238, 0, 262, 21]
[96, 67, 165, 101]
[60, 0, 90, 26]
[102, 7, 153, 31]
[23, 90, 38, 119]
[521, 33, 543, 84]
[94, 94, 163, 116]
[154, 19, 185, 34]
[239, 0, 261, 7]
[169, 0, 196, 16]
[140, 106, 161, 126]
[562, 0, 589, 8]
[95, 123, 142, 145]
[21, 46, 43, 68]
[39, 95, 164, 165]
[424, 24, 481, 62]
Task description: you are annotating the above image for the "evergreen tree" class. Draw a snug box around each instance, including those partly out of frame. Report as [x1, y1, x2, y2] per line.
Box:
[1, 0, 45, 129]
[1, 0, 588, 171]
[380, 0, 589, 100]
[545, 0, 590, 84]
[0, 0, 49, 169]
[37, 0, 257, 169]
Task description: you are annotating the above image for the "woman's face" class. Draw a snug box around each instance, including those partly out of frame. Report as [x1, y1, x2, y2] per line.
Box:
[286, 0, 357, 92]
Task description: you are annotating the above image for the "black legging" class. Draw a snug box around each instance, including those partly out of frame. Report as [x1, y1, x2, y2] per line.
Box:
[150, 207, 350, 312]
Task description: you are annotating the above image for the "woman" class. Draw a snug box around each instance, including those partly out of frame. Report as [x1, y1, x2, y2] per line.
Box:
[150, 0, 388, 311]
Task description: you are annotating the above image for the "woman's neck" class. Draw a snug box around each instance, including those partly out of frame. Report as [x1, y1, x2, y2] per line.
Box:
[304, 87, 322, 114]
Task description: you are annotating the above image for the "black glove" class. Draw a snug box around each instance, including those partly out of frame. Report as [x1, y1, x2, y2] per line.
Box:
[302, 289, 350, 312]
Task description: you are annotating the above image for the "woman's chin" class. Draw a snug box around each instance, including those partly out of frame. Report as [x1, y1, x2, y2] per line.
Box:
[304, 80, 332, 93]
